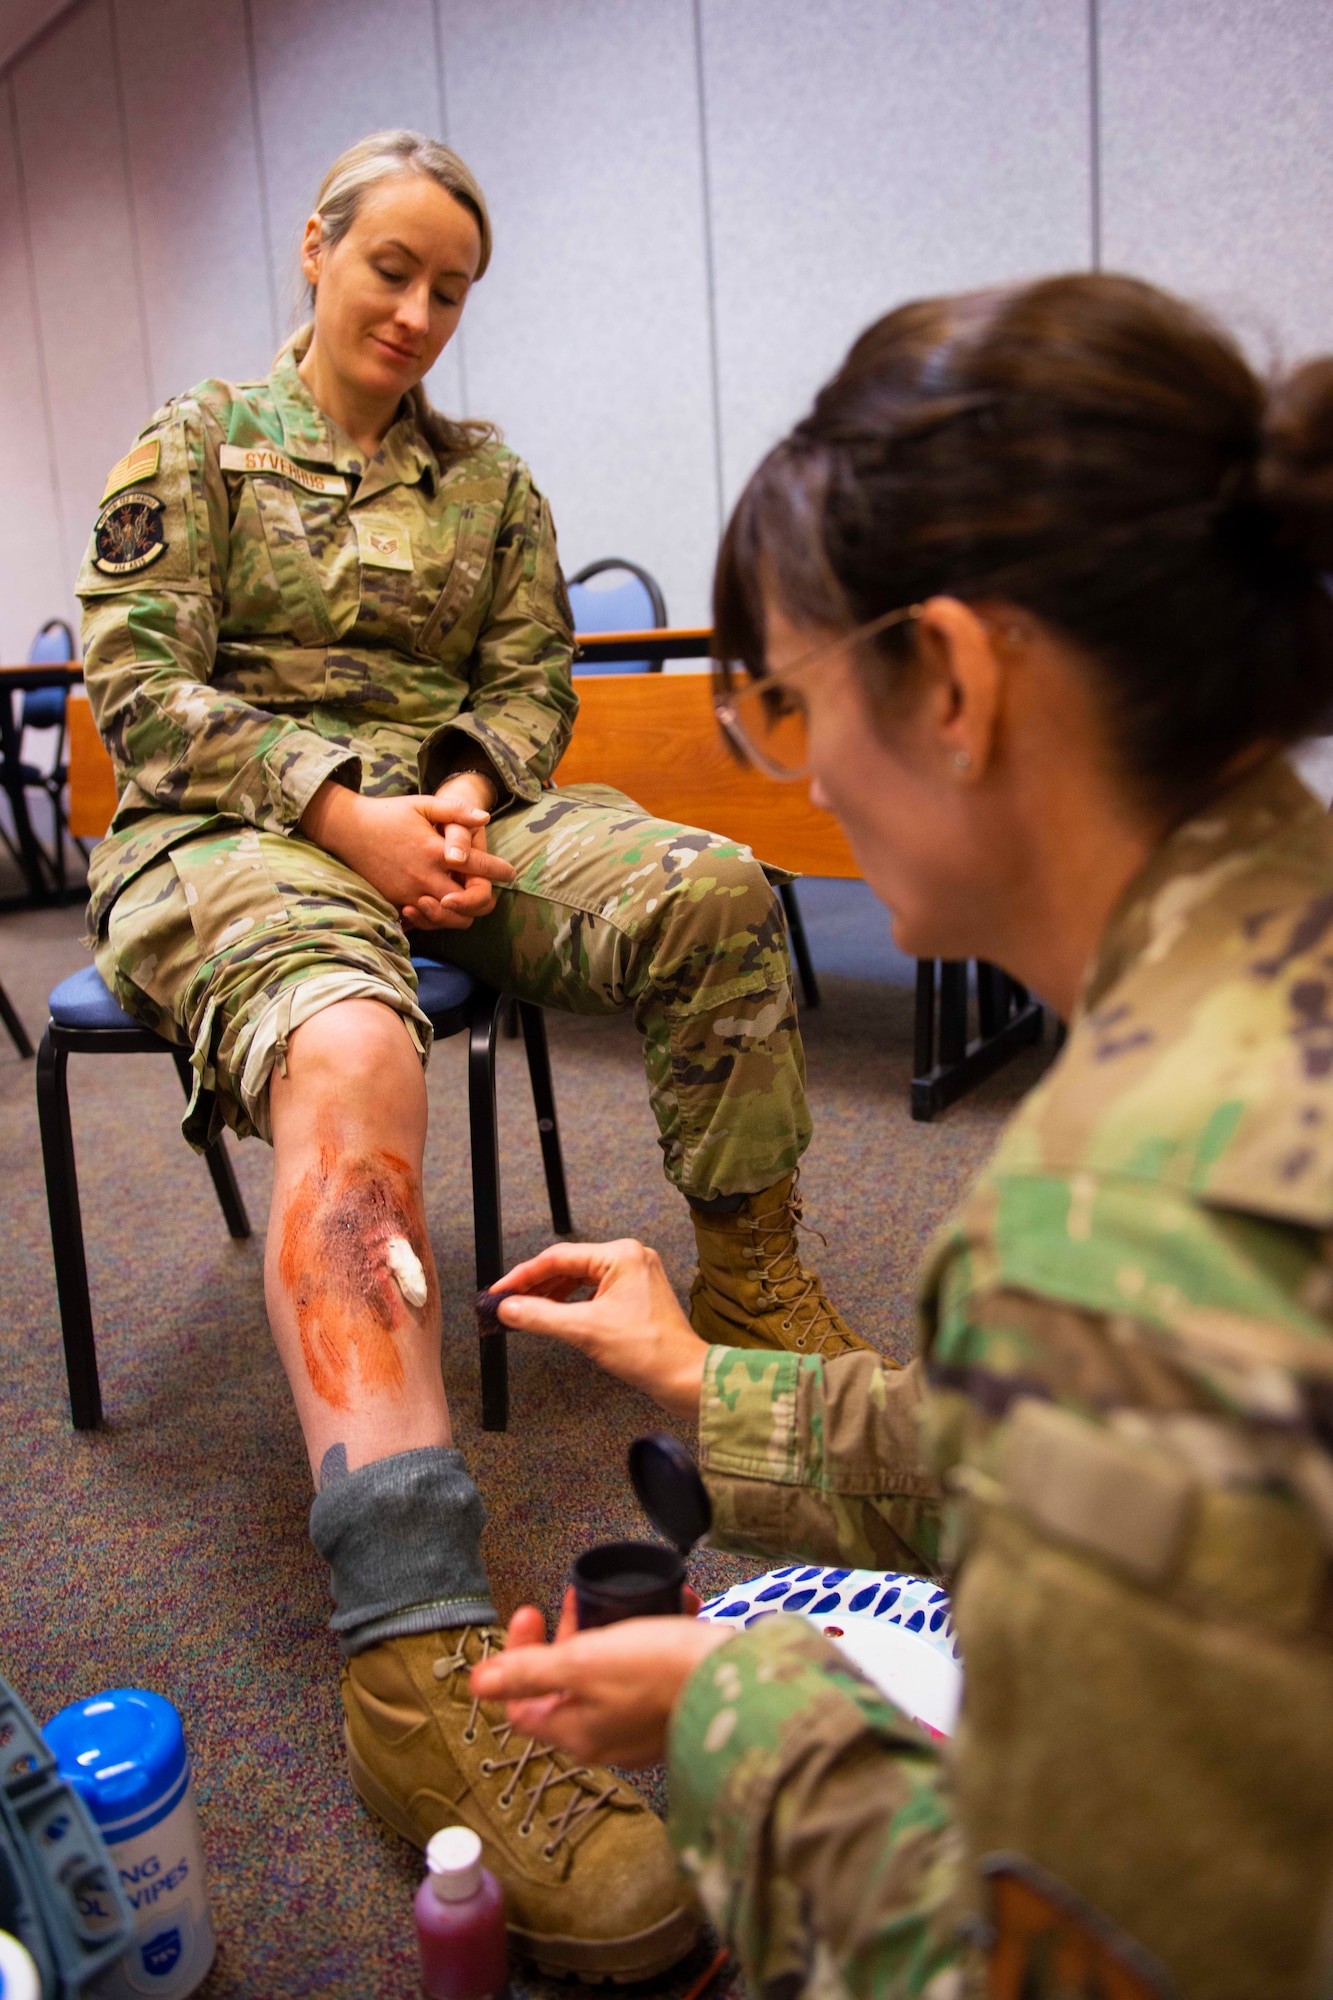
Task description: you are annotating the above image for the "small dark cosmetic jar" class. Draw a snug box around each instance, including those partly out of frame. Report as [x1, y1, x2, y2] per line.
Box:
[571, 1539, 687, 1629]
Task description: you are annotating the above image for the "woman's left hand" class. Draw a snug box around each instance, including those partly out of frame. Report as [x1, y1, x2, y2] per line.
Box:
[474, 1591, 730, 1767]
[404, 771, 503, 928]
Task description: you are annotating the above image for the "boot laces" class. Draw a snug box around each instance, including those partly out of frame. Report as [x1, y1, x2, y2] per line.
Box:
[433, 1630, 620, 1859]
[744, 1181, 840, 1352]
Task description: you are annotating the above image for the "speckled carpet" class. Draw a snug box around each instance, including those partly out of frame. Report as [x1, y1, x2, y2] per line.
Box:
[0, 881, 1050, 1999]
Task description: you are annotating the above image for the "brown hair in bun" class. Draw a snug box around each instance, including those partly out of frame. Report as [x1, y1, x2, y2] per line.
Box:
[716, 273, 1333, 815]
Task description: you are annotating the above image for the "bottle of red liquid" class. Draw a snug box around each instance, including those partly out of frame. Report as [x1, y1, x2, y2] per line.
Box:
[415, 1826, 508, 2000]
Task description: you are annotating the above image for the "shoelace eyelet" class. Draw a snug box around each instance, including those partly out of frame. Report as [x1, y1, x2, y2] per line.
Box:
[479, 1758, 495, 1775]
[463, 1728, 477, 1744]
[498, 1789, 515, 1810]
[542, 1842, 558, 1859]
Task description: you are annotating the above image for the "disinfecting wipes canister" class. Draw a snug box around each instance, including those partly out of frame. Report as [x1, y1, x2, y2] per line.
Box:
[44, 1690, 215, 1998]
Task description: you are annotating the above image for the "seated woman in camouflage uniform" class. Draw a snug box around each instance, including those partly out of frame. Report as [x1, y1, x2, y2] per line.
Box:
[78, 128, 863, 1980]
[479, 275, 1333, 1998]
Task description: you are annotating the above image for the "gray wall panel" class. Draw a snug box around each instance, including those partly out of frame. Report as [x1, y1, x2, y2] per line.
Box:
[0, 80, 66, 653]
[250, 0, 442, 338]
[1100, 0, 1333, 362]
[0, 0, 73, 72]
[11, 0, 152, 591]
[114, 0, 276, 402]
[5, 0, 1333, 654]
[438, 0, 719, 624]
[702, 0, 1093, 503]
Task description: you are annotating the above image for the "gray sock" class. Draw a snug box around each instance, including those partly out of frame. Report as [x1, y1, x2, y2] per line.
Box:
[309, 1444, 497, 1657]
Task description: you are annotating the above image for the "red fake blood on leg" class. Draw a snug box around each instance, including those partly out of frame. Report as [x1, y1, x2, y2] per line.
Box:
[277, 1147, 433, 1411]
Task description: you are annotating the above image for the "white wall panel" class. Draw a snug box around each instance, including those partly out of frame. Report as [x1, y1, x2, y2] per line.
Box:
[11, 0, 152, 578]
[250, 0, 442, 342]
[702, 0, 1093, 504]
[437, 0, 719, 625]
[114, 0, 275, 401]
[0, 0, 70, 72]
[1100, 0, 1333, 364]
[0, 81, 66, 654]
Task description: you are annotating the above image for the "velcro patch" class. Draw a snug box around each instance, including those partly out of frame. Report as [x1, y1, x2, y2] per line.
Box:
[92, 490, 167, 576]
[355, 516, 413, 570]
[219, 443, 348, 496]
[1002, 1398, 1194, 1584]
[101, 439, 160, 502]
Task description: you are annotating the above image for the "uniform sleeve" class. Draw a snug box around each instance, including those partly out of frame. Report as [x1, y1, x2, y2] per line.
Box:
[418, 463, 578, 810]
[699, 1347, 947, 1575]
[669, 1617, 964, 2000]
[79, 402, 360, 834]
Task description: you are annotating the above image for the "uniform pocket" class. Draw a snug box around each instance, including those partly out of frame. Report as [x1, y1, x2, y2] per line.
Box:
[415, 504, 498, 657]
[253, 479, 341, 650]
[169, 827, 288, 959]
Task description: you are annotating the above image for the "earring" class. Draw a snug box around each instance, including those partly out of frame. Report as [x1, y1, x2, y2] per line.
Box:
[954, 751, 971, 772]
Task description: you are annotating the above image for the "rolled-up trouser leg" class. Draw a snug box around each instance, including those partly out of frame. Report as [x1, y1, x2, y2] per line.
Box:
[93, 828, 429, 1150]
[424, 783, 814, 1204]
[309, 1445, 497, 1657]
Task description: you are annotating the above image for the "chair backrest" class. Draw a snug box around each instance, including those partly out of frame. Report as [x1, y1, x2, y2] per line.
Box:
[568, 560, 667, 675]
[24, 619, 76, 731]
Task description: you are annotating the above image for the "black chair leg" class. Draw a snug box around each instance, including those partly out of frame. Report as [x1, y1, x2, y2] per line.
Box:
[939, 961, 969, 1066]
[914, 959, 936, 1078]
[518, 1003, 572, 1236]
[0, 980, 33, 1059]
[468, 992, 508, 1431]
[779, 880, 820, 1009]
[171, 1053, 250, 1239]
[35, 1031, 102, 1429]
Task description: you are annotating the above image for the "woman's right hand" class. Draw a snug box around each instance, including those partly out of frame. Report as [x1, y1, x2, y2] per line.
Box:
[494, 1239, 709, 1417]
[300, 781, 515, 927]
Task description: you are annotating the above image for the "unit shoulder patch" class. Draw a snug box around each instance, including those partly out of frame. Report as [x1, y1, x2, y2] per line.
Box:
[92, 490, 168, 576]
[101, 439, 161, 503]
[218, 443, 348, 496]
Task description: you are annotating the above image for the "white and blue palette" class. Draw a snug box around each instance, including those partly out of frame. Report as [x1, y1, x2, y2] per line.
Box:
[700, 1566, 961, 1737]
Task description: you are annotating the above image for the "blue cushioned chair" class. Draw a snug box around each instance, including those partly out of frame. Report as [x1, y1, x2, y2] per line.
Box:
[8, 620, 82, 893]
[36, 961, 570, 1435]
[567, 559, 667, 675]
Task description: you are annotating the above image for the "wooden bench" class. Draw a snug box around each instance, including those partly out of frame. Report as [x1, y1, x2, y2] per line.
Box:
[58, 634, 1044, 1115]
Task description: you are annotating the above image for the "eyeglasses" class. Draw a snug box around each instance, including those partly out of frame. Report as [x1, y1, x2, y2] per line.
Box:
[712, 602, 925, 781]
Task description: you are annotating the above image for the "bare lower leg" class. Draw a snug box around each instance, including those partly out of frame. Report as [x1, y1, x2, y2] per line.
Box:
[267, 999, 451, 1484]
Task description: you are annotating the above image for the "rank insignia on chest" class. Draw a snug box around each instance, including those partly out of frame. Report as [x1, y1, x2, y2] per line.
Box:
[355, 516, 413, 570]
[92, 490, 168, 575]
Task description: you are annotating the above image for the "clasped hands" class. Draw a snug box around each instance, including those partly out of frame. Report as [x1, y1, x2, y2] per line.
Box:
[301, 769, 514, 929]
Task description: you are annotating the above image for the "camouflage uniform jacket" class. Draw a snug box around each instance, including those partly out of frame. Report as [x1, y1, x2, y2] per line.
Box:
[674, 757, 1333, 2000]
[78, 341, 576, 933]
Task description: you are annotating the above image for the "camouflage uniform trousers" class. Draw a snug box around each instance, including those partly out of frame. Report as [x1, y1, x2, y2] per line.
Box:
[94, 781, 812, 1202]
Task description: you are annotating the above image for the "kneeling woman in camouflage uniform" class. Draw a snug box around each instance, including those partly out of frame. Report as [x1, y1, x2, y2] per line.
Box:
[78, 129, 859, 1978]
[481, 275, 1333, 1998]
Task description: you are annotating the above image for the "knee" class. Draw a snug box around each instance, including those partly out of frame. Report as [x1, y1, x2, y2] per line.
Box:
[657, 843, 785, 953]
[285, 998, 420, 1097]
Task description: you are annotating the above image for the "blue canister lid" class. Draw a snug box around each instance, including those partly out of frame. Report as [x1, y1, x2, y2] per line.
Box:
[43, 1691, 188, 1841]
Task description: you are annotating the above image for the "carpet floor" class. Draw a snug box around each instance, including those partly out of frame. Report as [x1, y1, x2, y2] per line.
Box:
[0, 895, 1050, 1999]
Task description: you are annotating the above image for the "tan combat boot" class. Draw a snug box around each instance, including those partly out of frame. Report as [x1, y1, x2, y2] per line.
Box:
[342, 1624, 698, 1982]
[689, 1172, 876, 1358]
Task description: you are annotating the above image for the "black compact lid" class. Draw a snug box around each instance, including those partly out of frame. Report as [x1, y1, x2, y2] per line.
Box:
[628, 1433, 713, 1557]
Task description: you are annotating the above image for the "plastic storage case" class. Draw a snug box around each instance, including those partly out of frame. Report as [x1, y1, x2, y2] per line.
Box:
[0, 1674, 134, 1997]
